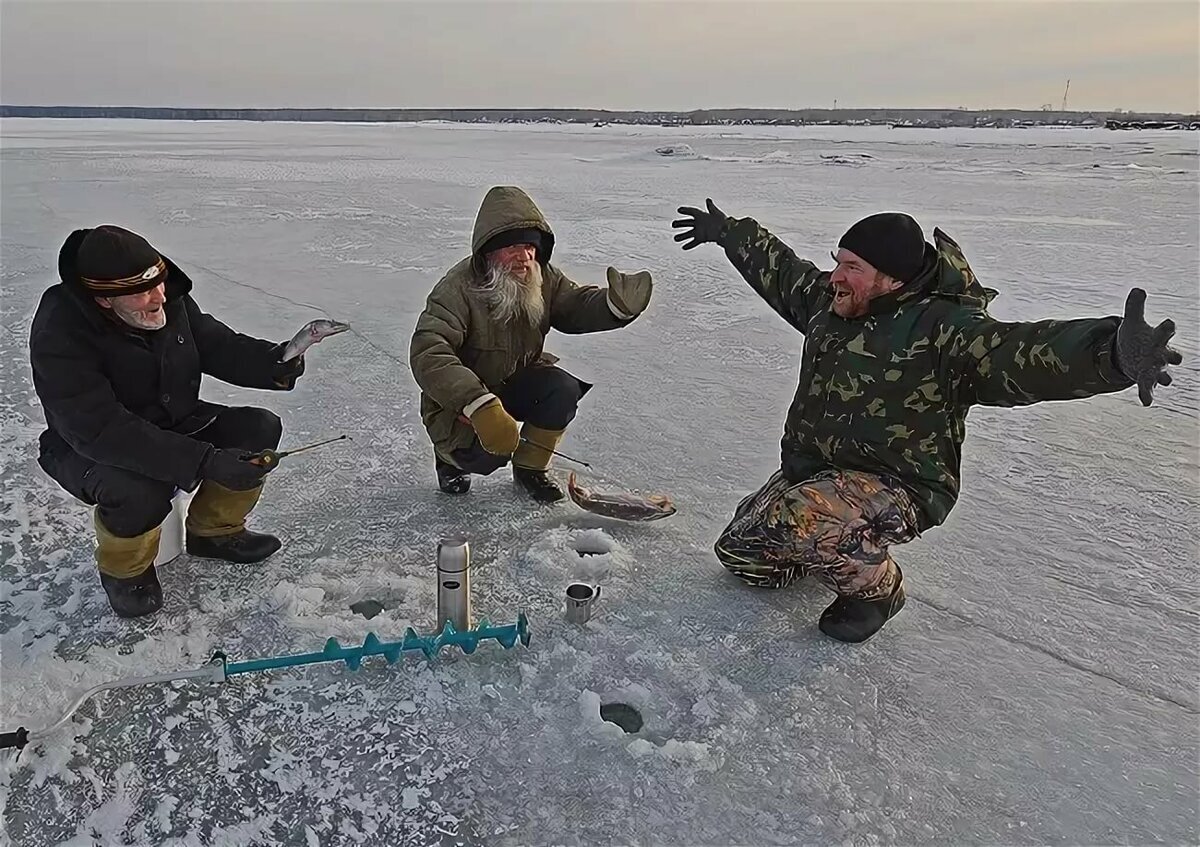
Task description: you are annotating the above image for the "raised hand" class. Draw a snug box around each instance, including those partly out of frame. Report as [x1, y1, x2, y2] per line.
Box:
[606, 266, 653, 317]
[672, 198, 729, 250]
[1116, 287, 1183, 406]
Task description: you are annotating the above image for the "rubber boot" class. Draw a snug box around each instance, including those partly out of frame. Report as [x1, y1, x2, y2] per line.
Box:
[818, 566, 907, 643]
[512, 424, 565, 503]
[185, 480, 280, 564]
[436, 458, 471, 495]
[94, 512, 164, 618]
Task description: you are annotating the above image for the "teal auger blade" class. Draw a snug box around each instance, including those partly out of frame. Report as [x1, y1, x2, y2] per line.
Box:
[223, 614, 531, 677]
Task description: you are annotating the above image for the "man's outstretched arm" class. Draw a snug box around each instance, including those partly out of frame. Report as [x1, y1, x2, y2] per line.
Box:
[673, 199, 828, 333]
[949, 288, 1181, 407]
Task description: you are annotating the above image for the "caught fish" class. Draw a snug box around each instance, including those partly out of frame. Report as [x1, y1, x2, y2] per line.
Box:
[567, 472, 676, 522]
[281, 319, 351, 361]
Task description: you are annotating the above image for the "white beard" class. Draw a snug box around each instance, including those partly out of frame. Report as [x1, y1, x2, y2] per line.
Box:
[478, 261, 545, 326]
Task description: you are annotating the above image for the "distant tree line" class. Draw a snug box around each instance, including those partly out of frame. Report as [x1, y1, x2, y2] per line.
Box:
[2, 105, 1197, 129]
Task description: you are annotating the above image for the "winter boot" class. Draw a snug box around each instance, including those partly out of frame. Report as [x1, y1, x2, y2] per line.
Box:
[436, 458, 471, 495]
[512, 424, 565, 503]
[100, 567, 164, 618]
[818, 567, 907, 643]
[513, 466, 565, 502]
[185, 480, 280, 564]
[93, 512, 164, 617]
[186, 529, 281, 564]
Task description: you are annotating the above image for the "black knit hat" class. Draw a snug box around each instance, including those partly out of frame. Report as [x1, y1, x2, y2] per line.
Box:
[837, 213, 926, 283]
[478, 227, 546, 261]
[74, 225, 168, 295]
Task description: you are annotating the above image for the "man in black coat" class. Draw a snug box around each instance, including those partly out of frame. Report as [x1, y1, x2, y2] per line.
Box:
[29, 225, 306, 618]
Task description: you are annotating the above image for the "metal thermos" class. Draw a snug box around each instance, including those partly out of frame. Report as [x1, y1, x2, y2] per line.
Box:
[436, 536, 472, 631]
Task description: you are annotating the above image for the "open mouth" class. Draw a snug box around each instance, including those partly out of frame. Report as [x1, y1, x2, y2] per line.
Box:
[833, 288, 851, 304]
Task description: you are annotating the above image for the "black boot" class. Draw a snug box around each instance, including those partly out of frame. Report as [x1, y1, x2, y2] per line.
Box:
[186, 529, 281, 564]
[436, 460, 471, 495]
[513, 466, 564, 503]
[99, 566, 164, 618]
[818, 570, 906, 643]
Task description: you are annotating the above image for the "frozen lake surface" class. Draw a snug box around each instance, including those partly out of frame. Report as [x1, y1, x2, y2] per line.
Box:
[1, 119, 1197, 845]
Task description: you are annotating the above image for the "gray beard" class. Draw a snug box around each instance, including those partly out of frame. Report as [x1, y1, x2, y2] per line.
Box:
[478, 262, 545, 326]
[110, 301, 167, 331]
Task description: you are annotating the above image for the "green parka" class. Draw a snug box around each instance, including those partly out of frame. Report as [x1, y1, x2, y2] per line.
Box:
[410, 187, 633, 460]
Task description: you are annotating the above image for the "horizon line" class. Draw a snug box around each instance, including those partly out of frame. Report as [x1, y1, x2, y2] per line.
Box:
[3, 104, 1198, 118]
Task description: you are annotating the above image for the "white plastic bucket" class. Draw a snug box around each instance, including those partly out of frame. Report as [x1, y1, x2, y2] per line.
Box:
[154, 489, 190, 566]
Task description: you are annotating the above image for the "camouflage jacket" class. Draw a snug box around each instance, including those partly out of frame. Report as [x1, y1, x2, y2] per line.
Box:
[720, 217, 1134, 531]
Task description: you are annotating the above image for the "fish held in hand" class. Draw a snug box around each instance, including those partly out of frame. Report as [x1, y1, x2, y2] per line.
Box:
[567, 472, 676, 522]
[281, 319, 351, 362]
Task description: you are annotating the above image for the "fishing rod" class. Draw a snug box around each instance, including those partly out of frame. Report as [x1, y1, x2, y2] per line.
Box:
[244, 434, 350, 469]
[519, 437, 591, 469]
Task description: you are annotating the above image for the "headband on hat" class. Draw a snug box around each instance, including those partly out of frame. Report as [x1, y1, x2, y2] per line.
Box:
[69, 224, 171, 296]
[80, 257, 168, 296]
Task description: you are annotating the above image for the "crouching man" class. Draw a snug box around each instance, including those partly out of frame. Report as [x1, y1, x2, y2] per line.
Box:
[410, 185, 652, 502]
[29, 225, 307, 617]
[673, 199, 1182, 643]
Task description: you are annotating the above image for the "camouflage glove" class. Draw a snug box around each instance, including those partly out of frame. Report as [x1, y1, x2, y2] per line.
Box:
[469, 398, 520, 455]
[672, 198, 731, 250]
[1115, 287, 1182, 406]
[606, 266, 653, 317]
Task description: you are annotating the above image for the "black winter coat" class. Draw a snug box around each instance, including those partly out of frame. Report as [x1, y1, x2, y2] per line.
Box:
[30, 248, 296, 491]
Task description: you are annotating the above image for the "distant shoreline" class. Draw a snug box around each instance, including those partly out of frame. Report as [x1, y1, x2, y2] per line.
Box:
[3, 105, 1198, 130]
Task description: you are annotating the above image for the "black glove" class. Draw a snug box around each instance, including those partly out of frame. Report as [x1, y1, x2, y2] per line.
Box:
[200, 447, 269, 490]
[672, 198, 730, 250]
[270, 342, 305, 389]
[1115, 287, 1183, 406]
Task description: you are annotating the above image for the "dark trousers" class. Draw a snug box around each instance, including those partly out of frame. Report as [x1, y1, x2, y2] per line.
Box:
[444, 365, 590, 476]
[42, 406, 282, 538]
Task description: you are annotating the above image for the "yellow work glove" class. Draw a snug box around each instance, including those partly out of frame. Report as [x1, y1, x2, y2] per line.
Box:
[469, 398, 520, 455]
[606, 266, 653, 318]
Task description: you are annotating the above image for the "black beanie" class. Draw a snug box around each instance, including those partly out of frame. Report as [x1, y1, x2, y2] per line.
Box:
[73, 225, 168, 295]
[478, 227, 546, 261]
[837, 213, 925, 283]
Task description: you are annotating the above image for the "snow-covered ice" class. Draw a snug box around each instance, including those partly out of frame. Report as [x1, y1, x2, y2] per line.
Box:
[1, 119, 1197, 845]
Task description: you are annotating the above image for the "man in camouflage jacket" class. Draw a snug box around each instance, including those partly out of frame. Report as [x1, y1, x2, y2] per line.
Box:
[673, 200, 1182, 643]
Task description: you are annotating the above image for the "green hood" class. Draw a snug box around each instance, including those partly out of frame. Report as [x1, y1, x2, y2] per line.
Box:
[470, 186, 556, 273]
[908, 228, 999, 308]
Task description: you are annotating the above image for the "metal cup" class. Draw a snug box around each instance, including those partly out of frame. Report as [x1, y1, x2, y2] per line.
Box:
[565, 582, 601, 624]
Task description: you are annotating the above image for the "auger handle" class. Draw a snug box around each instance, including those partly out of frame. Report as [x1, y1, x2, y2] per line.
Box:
[1, 728, 29, 750]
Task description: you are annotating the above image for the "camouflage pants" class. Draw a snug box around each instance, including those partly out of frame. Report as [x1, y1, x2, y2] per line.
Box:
[714, 470, 919, 601]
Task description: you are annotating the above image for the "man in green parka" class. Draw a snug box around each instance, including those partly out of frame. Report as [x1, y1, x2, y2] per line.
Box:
[673, 199, 1182, 644]
[410, 186, 653, 502]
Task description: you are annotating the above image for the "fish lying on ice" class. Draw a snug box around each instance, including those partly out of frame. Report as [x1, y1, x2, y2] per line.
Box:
[567, 472, 676, 522]
[281, 319, 351, 361]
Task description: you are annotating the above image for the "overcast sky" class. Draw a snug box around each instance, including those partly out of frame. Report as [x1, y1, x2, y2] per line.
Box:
[2, 0, 1197, 113]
